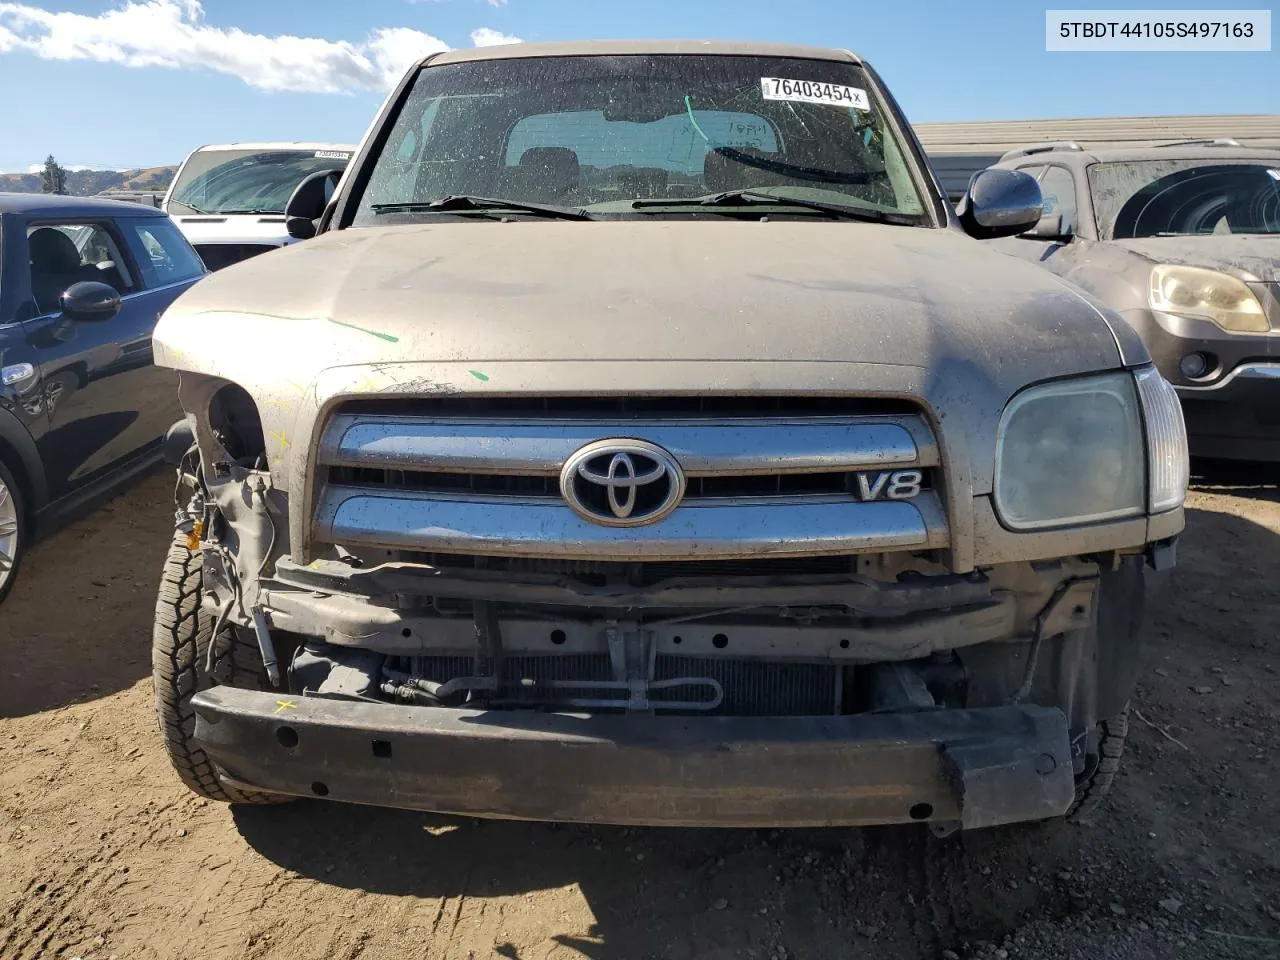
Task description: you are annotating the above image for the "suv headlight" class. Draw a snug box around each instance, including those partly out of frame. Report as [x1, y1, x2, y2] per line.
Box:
[1149, 265, 1268, 333]
[994, 369, 1187, 531]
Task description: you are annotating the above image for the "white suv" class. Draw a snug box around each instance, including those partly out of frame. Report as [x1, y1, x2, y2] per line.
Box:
[163, 142, 354, 270]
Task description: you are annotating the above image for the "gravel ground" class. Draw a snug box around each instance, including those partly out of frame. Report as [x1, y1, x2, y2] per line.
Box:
[1, 464, 1277, 960]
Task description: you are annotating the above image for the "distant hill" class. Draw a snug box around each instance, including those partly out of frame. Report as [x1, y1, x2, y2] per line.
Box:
[0, 165, 178, 197]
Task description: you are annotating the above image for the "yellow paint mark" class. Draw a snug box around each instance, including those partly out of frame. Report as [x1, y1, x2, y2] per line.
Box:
[273, 700, 297, 714]
[268, 430, 290, 450]
[283, 379, 307, 395]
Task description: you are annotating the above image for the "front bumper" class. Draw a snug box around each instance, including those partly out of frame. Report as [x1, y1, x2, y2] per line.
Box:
[193, 687, 1076, 830]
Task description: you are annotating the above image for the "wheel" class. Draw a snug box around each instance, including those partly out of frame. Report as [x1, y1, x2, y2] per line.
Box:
[1067, 705, 1130, 821]
[0, 457, 28, 604]
[152, 530, 288, 805]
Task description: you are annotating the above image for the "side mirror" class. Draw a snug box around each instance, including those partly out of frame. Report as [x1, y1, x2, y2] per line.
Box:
[958, 169, 1044, 240]
[286, 217, 317, 240]
[60, 281, 121, 321]
[1021, 212, 1071, 241]
[285, 169, 342, 241]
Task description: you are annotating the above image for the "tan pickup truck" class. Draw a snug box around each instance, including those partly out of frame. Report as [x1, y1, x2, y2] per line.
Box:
[149, 40, 1188, 836]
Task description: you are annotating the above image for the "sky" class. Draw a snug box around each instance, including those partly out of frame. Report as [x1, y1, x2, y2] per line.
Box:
[0, 0, 1275, 172]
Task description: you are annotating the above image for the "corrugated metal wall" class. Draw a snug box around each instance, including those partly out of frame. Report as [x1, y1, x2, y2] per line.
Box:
[914, 114, 1280, 199]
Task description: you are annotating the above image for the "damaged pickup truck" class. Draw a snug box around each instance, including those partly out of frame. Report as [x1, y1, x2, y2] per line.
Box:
[150, 40, 1188, 833]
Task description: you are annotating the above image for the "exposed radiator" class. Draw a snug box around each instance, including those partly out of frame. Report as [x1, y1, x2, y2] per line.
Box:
[397, 654, 840, 716]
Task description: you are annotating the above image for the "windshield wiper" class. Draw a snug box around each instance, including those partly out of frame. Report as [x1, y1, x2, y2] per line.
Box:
[632, 191, 919, 225]
[372, 195, 594, 221]
[218, 208, 283, 215]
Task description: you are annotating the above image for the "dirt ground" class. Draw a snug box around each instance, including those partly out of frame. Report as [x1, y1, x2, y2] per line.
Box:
[2, 465, 1277, 960]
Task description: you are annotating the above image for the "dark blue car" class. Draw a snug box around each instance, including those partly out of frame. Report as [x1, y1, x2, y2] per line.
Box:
[0, 193, 206, 601]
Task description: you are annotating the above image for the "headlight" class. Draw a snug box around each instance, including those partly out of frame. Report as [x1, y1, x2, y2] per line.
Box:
[994, 373, 1145, 530]
[1134, 365, 1189, 513]
[1149, 265, 1268, 333]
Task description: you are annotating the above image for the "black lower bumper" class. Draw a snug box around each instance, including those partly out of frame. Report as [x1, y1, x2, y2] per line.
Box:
[194, 686, 1075, 829]
[192, 688, 1076, 830]
[1176, 368, 1280, 462]
[1180, 392, 1280, 461]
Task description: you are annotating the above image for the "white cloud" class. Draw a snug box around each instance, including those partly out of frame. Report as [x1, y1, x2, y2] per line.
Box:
[487, 0, 509, 7]
[470, 26, 520, 46]
[0, 0, 459, 93]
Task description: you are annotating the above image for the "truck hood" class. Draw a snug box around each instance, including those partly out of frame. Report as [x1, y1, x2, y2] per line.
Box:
[157, 220, 1127, 381]
[1111, 235, 1280, 282]
[156, 220, 1137, 502]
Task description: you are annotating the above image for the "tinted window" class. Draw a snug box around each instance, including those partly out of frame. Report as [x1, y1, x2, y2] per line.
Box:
[128, 219, 206, 286]
[1038, 166, 1078, 235]
[27, 222, 134, 315]
[1089, 160, 1280, 239]
[355, 54, 928, 222]
[507, 109, 781, 174]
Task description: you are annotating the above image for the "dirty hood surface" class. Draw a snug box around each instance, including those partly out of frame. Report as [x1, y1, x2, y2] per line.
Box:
[156, 220, 1126, 392]
[1112, 235, 1280, 282]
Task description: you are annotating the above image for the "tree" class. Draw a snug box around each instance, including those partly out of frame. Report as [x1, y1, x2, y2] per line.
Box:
[41, 155, 68, 195]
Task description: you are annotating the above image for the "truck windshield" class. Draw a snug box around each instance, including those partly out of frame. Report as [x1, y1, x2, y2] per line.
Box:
[1090, 159, 1280, 239]
[353, 54, 929, 223]
[168, 148, 352, 215]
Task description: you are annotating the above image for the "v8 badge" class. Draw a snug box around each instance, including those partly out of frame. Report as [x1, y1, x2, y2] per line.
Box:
[854, 470, 922, 501]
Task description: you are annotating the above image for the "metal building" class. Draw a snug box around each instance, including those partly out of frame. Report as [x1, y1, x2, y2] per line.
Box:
[914, 114, 1280, 200]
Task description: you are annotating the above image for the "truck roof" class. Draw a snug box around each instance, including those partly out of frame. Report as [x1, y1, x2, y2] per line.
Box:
[428, 39, 864, 67]
[187, 142, 356, 154]
[1000, 142, 1280, 167]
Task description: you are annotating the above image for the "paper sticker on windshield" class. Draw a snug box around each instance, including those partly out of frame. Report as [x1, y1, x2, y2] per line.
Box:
[1268, 169, 1280, 181]
[760, 77, 869, 110]
[314, 150, 351, 161]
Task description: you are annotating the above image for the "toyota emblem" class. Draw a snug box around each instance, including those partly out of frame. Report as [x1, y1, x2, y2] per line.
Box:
[560, 440, 686, 527]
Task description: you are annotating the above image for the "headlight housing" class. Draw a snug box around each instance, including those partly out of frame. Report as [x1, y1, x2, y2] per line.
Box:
[994, 373, 1146, 530]
[1149, 264, 1269, 333]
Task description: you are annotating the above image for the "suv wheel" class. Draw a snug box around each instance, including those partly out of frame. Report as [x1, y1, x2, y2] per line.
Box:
[152, 530, 288, 805]
[0, 458, 27, 604]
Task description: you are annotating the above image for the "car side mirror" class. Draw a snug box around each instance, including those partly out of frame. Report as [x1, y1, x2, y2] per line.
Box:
[1021, 212, 1071, 241]
[958, 169, 1044, 240]
[286, 217, 317, 240]
[285, 168, 341, 240]
[60, 281, 121, 321]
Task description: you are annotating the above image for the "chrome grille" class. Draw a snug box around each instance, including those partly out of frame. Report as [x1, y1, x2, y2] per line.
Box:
[312, 396, 949, 561]
[327, 464, 934, 499]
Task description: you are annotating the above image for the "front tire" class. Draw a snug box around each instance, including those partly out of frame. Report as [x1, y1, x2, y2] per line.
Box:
[152, 530, 286, 805]
[1067, 706, 1130, 821]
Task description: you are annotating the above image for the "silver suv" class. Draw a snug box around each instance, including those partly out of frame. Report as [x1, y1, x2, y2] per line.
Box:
[983, 140, 1280, 462]
[149, 40, 1188, 834]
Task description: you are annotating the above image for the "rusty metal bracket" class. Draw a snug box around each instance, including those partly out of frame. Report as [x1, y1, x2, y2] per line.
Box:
[1010, 576, 1099, 705]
